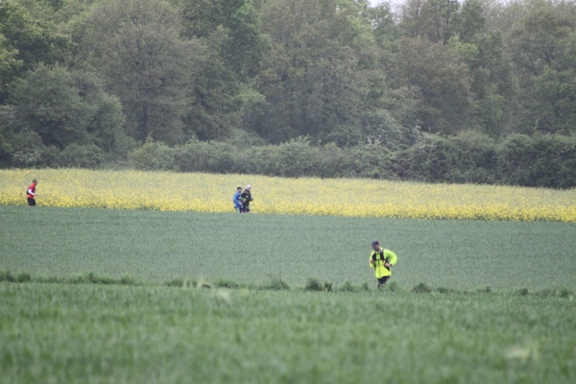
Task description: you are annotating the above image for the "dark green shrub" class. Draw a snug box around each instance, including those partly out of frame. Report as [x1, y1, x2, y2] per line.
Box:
[305, 278, 323, 291]
[497, 134, 576, 188]
[8, 129, 46, 167]
[119, 274, 136, 285]
[57, 144, 104, 169]
[261, 276, 289, 291]
[175, 141, 240, 174]
[478, 286, 492, 294]
[16, 272, 32, 283]
[381, 281, 401, 292]
[0, 270, 15, 282]
[339, 281, 357, 292]
[69, 275, 87, 284]
[128, 139, 177, 171]
[412, 283, 432, 293]
[216, 279, 240, 289]
[0, 130, 14, 167]
[165, 278, 185, 287]
[517, 288, 529, 296]
[396, 132, 497, 184]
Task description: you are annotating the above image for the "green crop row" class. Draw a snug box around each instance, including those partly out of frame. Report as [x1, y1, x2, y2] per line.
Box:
[1, 283, 575, 383]
[2, 270, 573, 299]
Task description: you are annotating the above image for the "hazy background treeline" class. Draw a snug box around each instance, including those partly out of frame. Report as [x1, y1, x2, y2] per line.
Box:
[0, 0, 575, 187]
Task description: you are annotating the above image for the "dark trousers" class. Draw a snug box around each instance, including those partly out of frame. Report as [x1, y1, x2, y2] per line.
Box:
[377, 276, 390, 287]
[27, 198, 36, 206]
[242, 203, 250, 213]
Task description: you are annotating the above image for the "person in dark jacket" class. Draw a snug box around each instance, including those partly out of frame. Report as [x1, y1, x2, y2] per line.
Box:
[241, 185, 253, 213]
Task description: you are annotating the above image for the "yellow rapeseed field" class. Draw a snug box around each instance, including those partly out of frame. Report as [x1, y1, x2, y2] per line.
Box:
[1, 169, 575, 222]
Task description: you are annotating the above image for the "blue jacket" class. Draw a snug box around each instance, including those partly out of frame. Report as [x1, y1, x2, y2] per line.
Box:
[233, 191, 242, 209]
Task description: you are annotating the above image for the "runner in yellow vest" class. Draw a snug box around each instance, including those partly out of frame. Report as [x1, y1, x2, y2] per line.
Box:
[369, 240, 398, 288]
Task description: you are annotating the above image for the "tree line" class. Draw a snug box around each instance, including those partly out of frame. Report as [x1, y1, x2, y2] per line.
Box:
[0, 0, 575, 187]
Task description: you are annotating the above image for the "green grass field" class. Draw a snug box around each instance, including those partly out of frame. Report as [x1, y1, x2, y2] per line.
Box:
[1, 284, 575, 383]
[1, 205, 575, 290]
[1, 205, 576, 383]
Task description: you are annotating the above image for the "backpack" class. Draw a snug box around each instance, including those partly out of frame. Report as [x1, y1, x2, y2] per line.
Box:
[372, 250, 390, 270]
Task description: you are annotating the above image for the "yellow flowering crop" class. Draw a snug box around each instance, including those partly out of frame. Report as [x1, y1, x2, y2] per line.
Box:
[1, 169, 575, 222]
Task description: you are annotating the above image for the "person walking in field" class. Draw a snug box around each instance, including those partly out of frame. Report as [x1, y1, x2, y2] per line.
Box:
[369, 240, 398, 288]
[233, 186, 243, 213]
[27, 179, 38, 206]
[241, 185, 253, 213]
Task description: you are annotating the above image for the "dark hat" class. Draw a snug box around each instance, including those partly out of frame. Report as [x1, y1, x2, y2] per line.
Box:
[371, 240, 379, 247]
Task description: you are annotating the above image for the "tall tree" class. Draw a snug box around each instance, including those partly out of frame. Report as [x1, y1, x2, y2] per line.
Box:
[180, 0, 269, 140]
[400, 0, 461, 43]
[8, 65, 124, 150]
[391, 37, 474, 135]
[86, 0, 200, 144]
[245, 0, 380, 145]
[0, 0, 68, 100]
[507, 0, 576, 134]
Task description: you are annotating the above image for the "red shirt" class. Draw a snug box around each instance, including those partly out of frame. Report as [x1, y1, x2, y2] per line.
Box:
[27, 183, 36, 199]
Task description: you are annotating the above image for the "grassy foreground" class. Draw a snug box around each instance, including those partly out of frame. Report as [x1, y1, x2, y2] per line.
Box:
[1, 283, 575, 384]
[1, 206, 576, 383]
[1, 206, 576, 290]
[1, 169, 576, 221]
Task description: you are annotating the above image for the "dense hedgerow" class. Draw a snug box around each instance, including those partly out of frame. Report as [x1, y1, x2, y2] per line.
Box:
[122, 134, 576, 189]
[3, 133, 575, 189]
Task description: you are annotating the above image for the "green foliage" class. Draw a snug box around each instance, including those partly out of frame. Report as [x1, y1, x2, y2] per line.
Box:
[216, 279, 240, 289]
[16, 271, 31, 283]
[391, 37, 474, 135]
[304, 278, 323, 292]
[339, 281, 357, 292]
[0, 269, 15, 282]
[9, 269, 571, 298]
[260, 276, 290, 291]
[57, 143, 104, 169]
[120, 133, 576, 188]
[383, 281, 401, 292]
[247, 0, 375, 143]
[86, 0, 198, 144]
[412, 282, 432, 293]
[0, 0, 68, 99]
[8, 65, 125, 152]
[496, 134, 576, 188]
[164, 278, 186, 287]
[0, 132, 13, 166]
[0, 0, 576, 189]
[128, 138, 176, 171]
[397, 132, 498, 184]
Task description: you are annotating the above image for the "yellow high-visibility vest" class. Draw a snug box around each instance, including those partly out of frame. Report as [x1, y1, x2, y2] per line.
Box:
[369, 248, 398, 278]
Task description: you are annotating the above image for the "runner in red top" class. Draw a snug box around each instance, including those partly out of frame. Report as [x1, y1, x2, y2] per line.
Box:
[27, 179, 38, 206]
